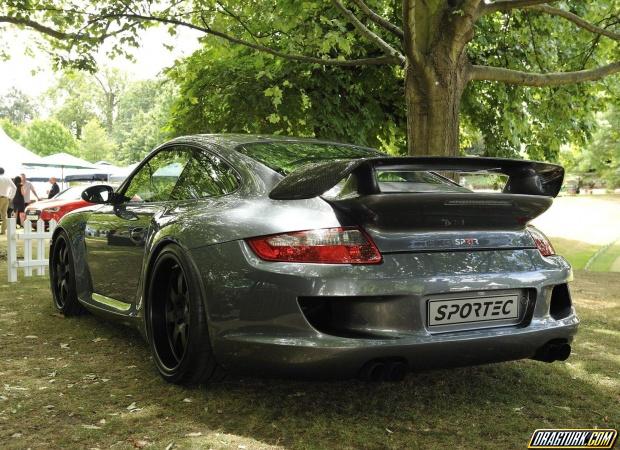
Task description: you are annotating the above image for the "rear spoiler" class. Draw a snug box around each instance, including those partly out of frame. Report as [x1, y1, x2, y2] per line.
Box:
[269, 157, 564, 200]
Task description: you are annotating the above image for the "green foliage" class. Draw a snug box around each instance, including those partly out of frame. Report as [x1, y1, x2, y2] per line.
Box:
[463, 2, 619, 161]
[94, 68, 128, 134]
[561, 105, 620, 188]
[1, 0, 618, 162]
[48, 71, 98, 139]
[19, 118, 78, 156]
[78, 118, 117, 162]
[166, 44, 407, 154]
[0, 118, 24, 141]
[112, 79, 176, 163]
[44, 69, 175, 164]
[0, 88, 37, 124]
[47, 69, 129, 139]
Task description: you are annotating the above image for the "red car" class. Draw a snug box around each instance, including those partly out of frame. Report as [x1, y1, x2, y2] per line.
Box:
[25, 186, 93, 224]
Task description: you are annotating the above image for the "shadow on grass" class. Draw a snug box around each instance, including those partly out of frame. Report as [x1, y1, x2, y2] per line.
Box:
[5, 304, 617, 449]
[1, 270, 618, 449]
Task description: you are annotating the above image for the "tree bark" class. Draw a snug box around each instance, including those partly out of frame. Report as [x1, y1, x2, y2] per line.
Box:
[402, 0, 473, 157]
[404, 62, 467, 156]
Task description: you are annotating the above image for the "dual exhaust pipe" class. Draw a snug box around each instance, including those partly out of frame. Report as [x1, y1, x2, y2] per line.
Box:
[533, 339, 572, 363]
[359, 359, 408, 382]
[360, 340, 571, 381]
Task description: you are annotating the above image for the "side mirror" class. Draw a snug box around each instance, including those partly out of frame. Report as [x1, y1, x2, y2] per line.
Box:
[82, 185, 121, 204]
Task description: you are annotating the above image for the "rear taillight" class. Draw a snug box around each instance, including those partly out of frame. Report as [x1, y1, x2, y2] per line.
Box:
[246, 227, 382, 264]
[528, 226, 555, 257]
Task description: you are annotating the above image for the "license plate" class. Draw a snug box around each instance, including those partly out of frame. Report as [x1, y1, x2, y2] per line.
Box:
[428, 294, 519, 329]
[26, 212, 39, 219]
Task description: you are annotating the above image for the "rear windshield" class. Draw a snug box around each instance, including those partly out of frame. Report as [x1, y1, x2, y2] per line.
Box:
[376, 170, 469, 193]
[236, 141, 383, 175]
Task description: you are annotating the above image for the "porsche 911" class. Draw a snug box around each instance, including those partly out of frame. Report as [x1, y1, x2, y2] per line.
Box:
[49, 135, 578, 384]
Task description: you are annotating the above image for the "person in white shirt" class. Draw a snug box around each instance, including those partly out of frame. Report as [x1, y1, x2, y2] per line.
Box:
[0, 167, 17, 235]
[20, 173, 39, 206]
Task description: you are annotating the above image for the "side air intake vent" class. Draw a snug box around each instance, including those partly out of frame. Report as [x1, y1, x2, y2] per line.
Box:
[549, 284, 572, 320]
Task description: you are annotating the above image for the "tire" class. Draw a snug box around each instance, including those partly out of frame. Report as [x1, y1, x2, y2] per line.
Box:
[50, 231, 85, 316]
[146, 244, 222, 385]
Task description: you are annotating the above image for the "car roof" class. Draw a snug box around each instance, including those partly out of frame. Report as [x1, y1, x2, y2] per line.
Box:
[164, 133, 378, 153]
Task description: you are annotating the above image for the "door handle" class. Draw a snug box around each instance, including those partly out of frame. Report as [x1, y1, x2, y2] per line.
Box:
[129, 227, 145, 244]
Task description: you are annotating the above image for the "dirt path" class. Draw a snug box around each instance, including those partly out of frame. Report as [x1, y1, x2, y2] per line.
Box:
[532, 195, 620, 244]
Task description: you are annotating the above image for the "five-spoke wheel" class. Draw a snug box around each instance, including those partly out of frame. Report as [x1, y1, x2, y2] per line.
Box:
[164, 264, 190, 364]
[147, 245, 221, 385]
[50, 232, 84, 316]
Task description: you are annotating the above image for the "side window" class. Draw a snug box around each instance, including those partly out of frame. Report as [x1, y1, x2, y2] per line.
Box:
[172, 150, 240, 200]
[124, 148, 192, 203]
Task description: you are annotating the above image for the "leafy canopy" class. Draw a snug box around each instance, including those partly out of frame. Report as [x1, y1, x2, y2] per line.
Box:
[19, 118, 78, 156]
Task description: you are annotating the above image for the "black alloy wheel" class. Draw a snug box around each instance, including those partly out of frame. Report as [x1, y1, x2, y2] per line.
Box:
[164, 264, 190, 364]
[147, 245, 222, 385]
[50, 232, 84, 316]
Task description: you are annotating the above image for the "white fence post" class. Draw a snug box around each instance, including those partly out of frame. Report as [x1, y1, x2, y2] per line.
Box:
[5, 218, 57, 283]
[36, 219, 45, 276]
[23, 219, 32, 277]
[7, 218, 17, 283]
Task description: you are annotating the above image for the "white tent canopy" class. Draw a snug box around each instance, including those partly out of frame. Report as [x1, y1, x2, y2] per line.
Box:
[109, 162, 139, 184]
[0, 127, 44, 175]
[23, 152, 99, 187]
[64, 160, 123, 182]
[35, 152, 98, 169]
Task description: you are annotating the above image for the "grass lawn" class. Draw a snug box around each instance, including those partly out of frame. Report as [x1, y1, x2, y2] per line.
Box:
[552, 238, 602, 270]
[0, 245, 618, 449]
[552, 238, 620, 272]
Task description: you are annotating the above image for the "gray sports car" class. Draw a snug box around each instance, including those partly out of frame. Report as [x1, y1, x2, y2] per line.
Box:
[49, 135, 578, 384]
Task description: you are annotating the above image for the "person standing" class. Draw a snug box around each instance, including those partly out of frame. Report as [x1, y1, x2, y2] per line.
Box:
[48, 177, 60, 199]
[12, 176, 26, 227]
[0, 167, 17, 235]
[20, 173, 40, 207]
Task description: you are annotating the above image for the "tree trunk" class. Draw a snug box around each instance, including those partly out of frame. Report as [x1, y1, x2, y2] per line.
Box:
[402, 0, 475, 157]
[404, 62, 466, 156]
[105, 92, 115, 134]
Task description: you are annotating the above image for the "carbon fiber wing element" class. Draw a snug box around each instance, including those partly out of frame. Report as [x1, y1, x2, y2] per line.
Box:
[268, 157, 564, 200]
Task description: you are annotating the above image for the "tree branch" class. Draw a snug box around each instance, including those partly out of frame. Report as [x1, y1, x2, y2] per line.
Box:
[529, 5, 620, 41]
[331, 0, 405, 63]
[2, 12, 401, 67]
[0, 15, 77, 40]
[481, 0, 559, 15]
[349, 0, 404, 39]
[401, 0, 423, 66]
[469, 61, 620, 86]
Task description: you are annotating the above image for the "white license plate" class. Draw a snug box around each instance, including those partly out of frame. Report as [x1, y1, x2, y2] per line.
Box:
[428, 294, 519, 328]
[26, 212, 39, 219]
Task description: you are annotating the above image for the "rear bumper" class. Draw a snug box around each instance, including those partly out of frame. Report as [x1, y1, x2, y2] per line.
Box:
[190, 241, 578, 378]
[216, 317, 578, 377]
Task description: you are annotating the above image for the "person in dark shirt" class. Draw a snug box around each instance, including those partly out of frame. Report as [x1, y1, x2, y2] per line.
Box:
[48, 177, 60, 199]
[12, 176, 25, 227]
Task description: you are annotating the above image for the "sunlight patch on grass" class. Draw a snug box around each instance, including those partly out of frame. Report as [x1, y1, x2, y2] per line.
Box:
[564, 361, 619, 391]
[586, 240, 620, 272]
[589, 327, 620, 338]
[551, 238, 600, 270]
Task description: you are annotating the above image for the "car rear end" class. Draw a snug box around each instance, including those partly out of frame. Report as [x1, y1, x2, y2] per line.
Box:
[195, 141, 578, 379]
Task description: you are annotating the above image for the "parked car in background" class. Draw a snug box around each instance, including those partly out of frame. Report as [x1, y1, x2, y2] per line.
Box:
[25, 185, 99, 224]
